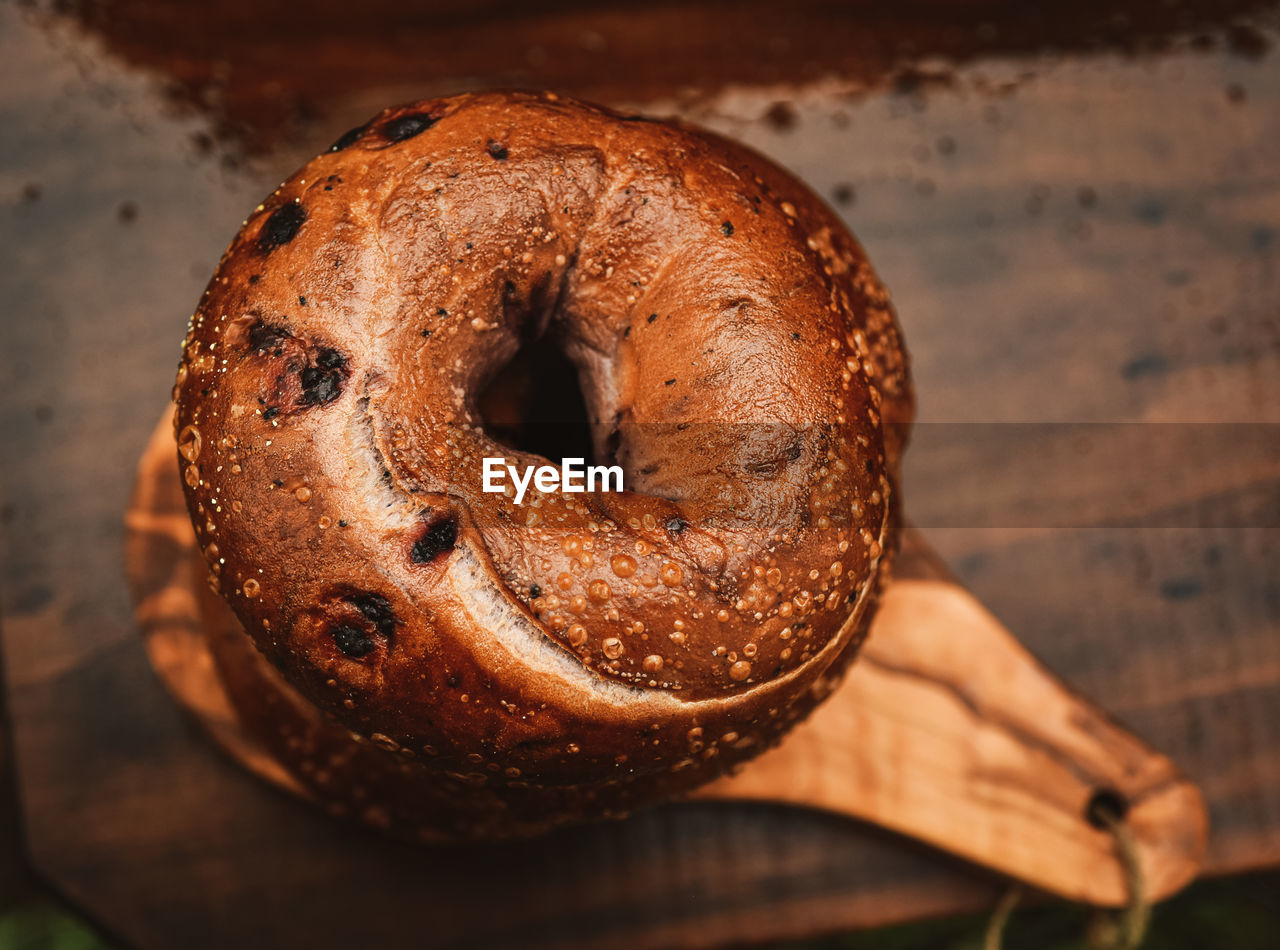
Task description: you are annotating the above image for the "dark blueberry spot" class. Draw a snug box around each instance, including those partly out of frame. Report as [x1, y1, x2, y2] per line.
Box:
[338, 519, 349, 527]
[436, 307, 448, 315]
[351, 592, 398, 636]
[258, 203, 306, 253]
[333, 625, 375, 658]
[864, 459, 874, 473]
[248, 274, 261, 284]
[624, 325, 632, 338]
[383, 113, 436, 143]
[299, 367, 343, 406]
[262, 406, 279, 421]
[664, 378, 676, 386]
[529, 583, 542, 599]
[330, 124, 368, 152]
[298, 296, 307, 306]
[411, 517, 458, 564]
[248, 321, 289, 353]
[647, 313, 658, 323]
[486, 140, 509, 161]
[272, 478, 284, 487]
[720, 221, 734, 236]
[792, 332, 801, 340]
[666, 517, 687, 534]
[421, 328, 432, 337]
[315, 347, 346, 370]
[447, 675, 460, 688]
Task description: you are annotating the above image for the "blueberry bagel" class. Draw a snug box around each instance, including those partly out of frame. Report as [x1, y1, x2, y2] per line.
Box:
[173, 90, 913, 838]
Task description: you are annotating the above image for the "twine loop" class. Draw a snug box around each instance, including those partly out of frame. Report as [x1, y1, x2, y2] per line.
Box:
[984, 793, 1150, 949]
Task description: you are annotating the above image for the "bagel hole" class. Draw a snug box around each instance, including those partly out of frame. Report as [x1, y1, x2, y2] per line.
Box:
[477, 335, 597, 465]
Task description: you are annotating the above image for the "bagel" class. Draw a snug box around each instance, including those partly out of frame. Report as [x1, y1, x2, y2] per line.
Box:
[173, 90, 913, 838]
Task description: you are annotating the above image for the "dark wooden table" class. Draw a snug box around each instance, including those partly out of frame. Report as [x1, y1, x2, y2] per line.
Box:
[2, 2, 1278, 947]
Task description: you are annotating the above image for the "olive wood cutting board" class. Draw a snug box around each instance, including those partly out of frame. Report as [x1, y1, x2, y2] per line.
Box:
[126, 408, 1208, 908]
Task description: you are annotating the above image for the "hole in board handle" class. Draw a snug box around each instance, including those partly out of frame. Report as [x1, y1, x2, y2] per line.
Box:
[1085, 788, 1131, 830]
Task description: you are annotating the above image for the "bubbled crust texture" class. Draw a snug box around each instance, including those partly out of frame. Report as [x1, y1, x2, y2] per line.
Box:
[174, 91, 913, 838]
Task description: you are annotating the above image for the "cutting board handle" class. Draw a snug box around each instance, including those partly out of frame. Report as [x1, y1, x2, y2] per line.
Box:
[701, 528, 1207, 906]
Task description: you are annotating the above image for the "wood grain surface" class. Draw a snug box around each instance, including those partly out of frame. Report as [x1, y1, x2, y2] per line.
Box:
[2, 2, 1279, 947]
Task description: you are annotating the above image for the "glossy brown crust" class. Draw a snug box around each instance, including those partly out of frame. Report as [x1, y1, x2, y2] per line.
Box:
[173, 91, 912, 837]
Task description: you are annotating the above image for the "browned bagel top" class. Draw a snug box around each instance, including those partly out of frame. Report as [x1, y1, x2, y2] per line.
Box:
[174, 91, 911, 779]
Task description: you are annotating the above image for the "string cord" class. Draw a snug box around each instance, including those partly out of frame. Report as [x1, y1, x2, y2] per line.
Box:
[982, 885, 1022, 950]
[1091, 805, 1150, 949]
[982, 801, 1150, 949]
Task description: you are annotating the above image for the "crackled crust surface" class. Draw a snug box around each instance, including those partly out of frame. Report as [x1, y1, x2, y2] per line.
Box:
[174, 91, 913, 837]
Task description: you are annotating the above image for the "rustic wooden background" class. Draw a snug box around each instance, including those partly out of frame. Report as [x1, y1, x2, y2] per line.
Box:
[1, 1, 1278, 947]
